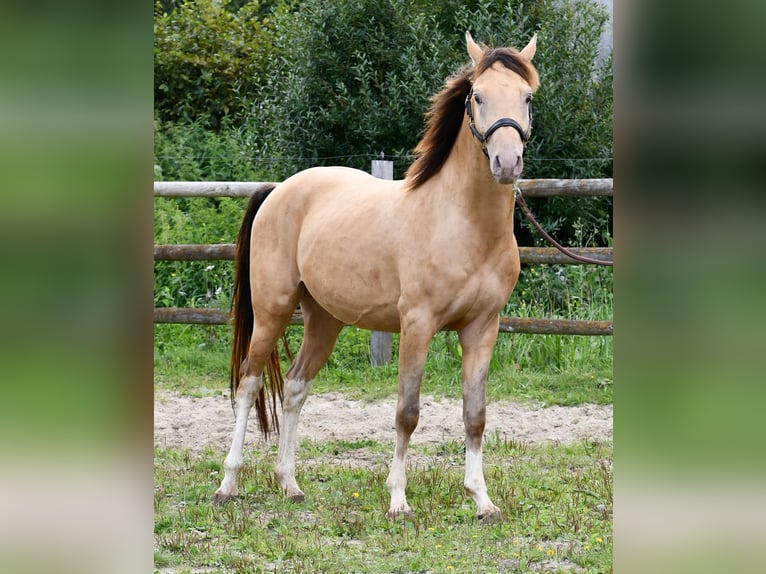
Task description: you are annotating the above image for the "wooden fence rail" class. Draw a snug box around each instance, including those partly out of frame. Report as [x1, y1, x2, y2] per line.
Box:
[153, 308, 613, 336]
[154, 244, 613, 265]
[153, 178, 613, 337]
[154, 178, 613, 198]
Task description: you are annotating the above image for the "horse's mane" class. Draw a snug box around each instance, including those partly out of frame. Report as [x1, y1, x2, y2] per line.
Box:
[406, 46, 539, 190]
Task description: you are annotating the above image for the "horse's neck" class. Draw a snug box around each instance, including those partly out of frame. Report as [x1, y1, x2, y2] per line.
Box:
[432, 122, 517, 232]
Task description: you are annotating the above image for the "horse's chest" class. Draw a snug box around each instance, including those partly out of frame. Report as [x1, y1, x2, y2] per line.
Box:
[465, 256, 517, 303]
[427, 245, 520, 316]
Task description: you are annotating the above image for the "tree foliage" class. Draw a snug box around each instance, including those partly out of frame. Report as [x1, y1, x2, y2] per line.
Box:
[155, 0, 612, 180]
[154, 0, 613, 308]
[243, 0, 449, 176]
[154, 0, 276, 130]
[240, 0, 612, 242]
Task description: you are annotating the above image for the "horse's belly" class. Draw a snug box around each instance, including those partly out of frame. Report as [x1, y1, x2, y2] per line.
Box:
[298, 237, 403, 331]
[295, 188, 405, 331]
[306, 275, 402, 332]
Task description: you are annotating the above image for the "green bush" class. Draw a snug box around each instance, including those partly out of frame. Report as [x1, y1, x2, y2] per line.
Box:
[154, 192, 246, 308]
[508, 0, 613, 246]
[154, 0, 275, 130]
[244, 0, 449, 178]
[245, 0, 612, 241]
[153, 0, 613, 313]
[154, 114, 273, 181]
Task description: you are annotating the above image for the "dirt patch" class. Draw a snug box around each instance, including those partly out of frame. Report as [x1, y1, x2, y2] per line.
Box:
[154, 391, 612, 453]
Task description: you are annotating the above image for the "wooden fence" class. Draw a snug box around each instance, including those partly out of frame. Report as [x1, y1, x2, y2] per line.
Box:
[154, 178, 613, 339]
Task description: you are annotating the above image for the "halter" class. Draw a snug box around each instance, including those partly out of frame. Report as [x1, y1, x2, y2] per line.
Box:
[465, 88, 532, 158]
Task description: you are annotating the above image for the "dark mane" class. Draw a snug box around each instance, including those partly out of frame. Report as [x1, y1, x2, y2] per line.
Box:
[405, 67, 472, 190]
[406, 46, 539, 190]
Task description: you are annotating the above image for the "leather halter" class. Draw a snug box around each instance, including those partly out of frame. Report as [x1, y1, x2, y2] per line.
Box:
[465, 88, 532, 158]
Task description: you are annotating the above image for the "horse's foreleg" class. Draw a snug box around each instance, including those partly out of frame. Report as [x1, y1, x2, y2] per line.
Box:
[213, 372, 262, 504]
[386, 315, 435, 520]
[459, 316, 503, 521]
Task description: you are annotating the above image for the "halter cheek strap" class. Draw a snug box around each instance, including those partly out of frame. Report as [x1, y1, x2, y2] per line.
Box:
[465, 88, 532, 158]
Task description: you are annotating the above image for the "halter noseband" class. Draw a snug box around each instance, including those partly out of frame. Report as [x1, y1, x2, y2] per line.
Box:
[465, 88, 532, 158]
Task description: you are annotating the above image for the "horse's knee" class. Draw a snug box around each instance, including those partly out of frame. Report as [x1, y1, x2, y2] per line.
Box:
[283, 377, 311, 412]
[464, 405, 486, 439]
[236, 373, 262, 401]
[396, 403, 420, 434]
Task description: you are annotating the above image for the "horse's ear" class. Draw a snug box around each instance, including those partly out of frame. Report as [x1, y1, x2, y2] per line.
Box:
[466, 31, 484, 65]
[519, 33, 537, 61]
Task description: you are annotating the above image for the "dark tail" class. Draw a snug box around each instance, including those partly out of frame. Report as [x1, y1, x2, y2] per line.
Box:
[230, 184, 288, 438]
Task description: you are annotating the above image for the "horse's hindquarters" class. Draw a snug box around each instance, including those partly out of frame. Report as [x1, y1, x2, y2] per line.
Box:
[275, 169, 406, 331]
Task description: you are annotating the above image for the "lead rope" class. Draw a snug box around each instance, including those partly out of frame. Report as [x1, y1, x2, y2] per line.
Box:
[513, 184, 613, 266]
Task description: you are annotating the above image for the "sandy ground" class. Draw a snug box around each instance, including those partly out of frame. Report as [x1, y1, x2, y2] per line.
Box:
[154, 390, 612, 453]
[155, 391, 611, 573]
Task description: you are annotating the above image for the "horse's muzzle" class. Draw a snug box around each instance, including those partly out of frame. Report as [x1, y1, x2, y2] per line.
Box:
[491, 153, 523, 184]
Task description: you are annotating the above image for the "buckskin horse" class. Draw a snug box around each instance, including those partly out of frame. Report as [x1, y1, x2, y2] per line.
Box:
[213, 32, 539, 522]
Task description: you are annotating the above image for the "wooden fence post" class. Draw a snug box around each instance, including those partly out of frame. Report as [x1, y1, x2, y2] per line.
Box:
[370, 157, 394, 366]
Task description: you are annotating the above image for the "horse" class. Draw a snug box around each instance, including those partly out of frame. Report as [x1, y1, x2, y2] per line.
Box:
[213, 32, 540, 522]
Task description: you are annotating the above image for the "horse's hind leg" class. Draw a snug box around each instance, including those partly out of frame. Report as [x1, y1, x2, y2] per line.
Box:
[213, 310, 294, 504]
[213, 362, 262, 504]
[458, 315, 503, 522]
[276, 292, 344, 501]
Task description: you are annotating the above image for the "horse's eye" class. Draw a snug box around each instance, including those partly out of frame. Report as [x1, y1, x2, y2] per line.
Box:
[474, 94, 483, 105]
[526, 95, 532, 104]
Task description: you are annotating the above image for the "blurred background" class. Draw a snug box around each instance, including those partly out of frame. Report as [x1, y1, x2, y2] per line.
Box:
[1, 0, 765, 572]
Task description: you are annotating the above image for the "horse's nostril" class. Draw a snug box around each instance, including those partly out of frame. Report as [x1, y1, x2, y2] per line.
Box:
[513, 155, 524, 176]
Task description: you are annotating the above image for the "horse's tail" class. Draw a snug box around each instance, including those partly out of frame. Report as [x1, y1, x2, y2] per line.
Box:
[230, 184, 288, 438]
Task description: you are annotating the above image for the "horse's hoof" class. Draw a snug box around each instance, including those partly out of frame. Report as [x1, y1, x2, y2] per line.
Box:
[385, 508, 416, 521]
[477, 507, 504, 524]
[212, 491, 236, 506]
[288, 492, 305, 503]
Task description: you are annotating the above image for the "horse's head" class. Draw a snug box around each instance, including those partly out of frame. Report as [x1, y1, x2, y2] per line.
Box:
[465, 32, 539, 184]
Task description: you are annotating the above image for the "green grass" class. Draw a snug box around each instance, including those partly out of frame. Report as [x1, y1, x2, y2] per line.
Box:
[154, 438, 612, 573]
[154, 259, 613, 572]
[154, 323, 232, 398]
[155, 256, 613, 405]
[154, 323, 612, 405]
